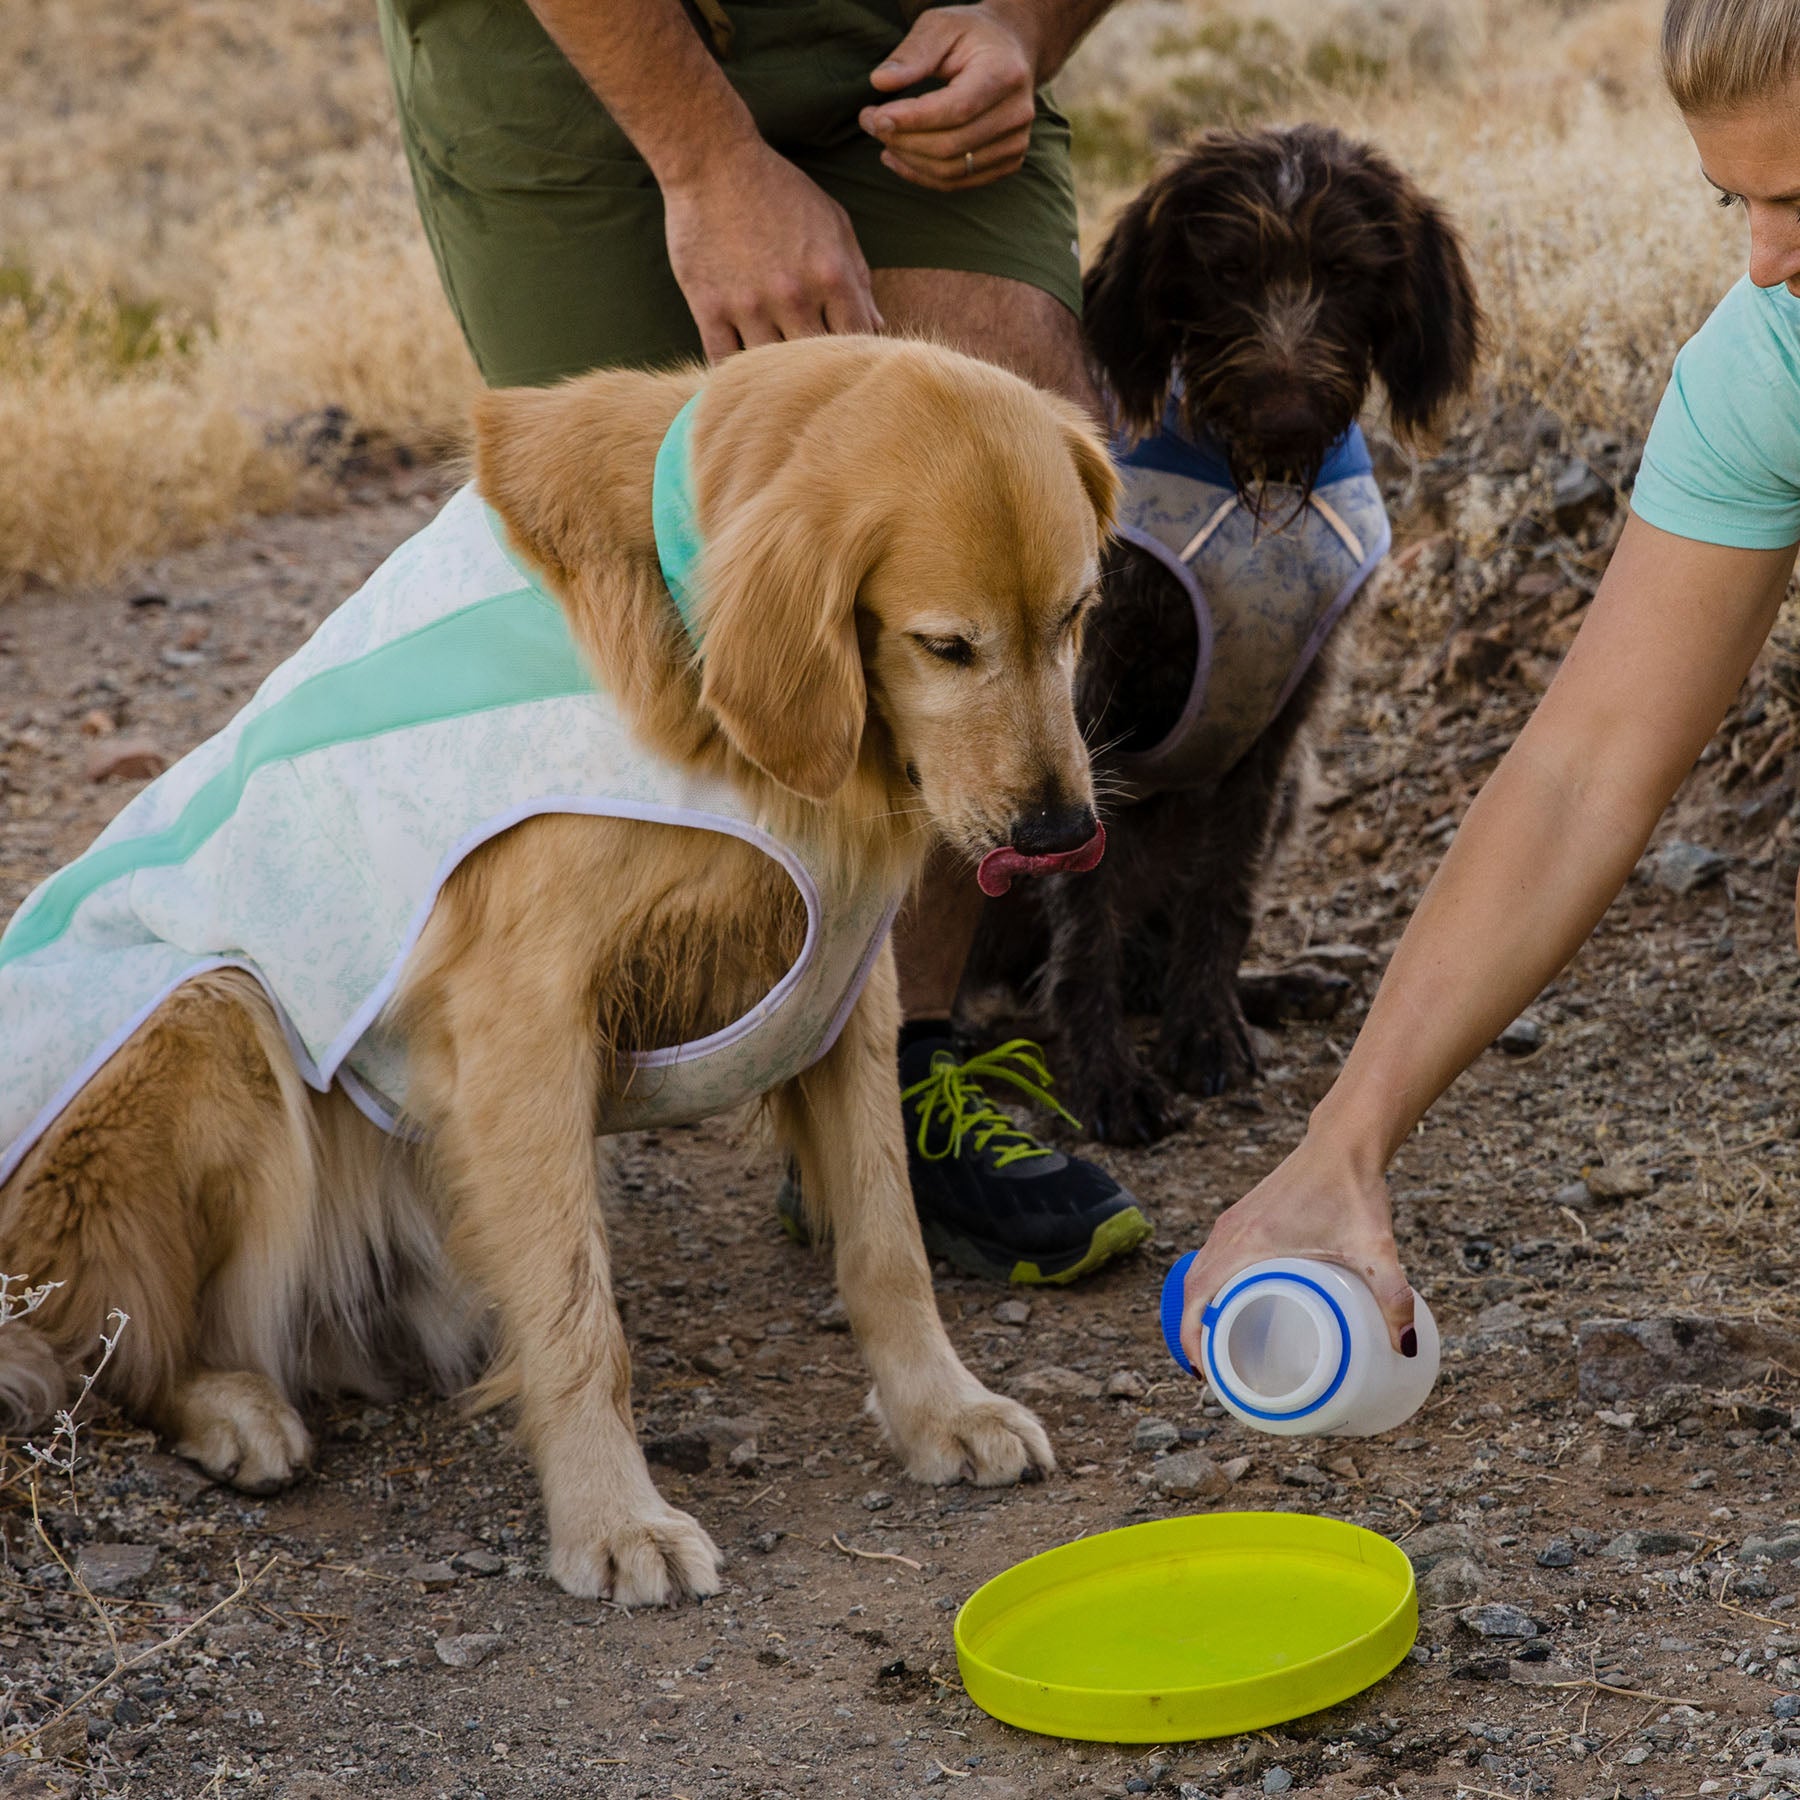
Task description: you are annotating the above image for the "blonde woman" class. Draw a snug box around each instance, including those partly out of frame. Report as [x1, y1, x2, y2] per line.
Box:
[1179, 0, 1800, 1363]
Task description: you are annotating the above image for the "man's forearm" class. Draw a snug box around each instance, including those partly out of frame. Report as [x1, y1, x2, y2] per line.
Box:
[523, 0, 759, 190]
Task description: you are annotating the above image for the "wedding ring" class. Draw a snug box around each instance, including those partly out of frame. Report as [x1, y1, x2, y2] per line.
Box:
[964, 150, 975, 177]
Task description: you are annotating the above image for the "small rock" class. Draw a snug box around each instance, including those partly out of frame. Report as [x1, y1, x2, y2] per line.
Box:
[1263, 1770, 1294, 1795]
[1579, 1315, 1800, 1402]
[405, 1560, 460, 1591]
[693, 1343, 736, 1376]
[992, 1299, 1031, 1327]
[728, 1439, 762, 1478]
[1742, 1533, 1800, 1563]
[814, 1298, 850, 1332]
[1220, 1455, 1252, 1483]
[434, 1632, 504, 1670]
[1010, 1365, 1102, 1401]
[1104, 1369, 1149, 1400]
[1418, 1555, 1484, 1606]
[644, 1432, 710, 1474]
[1280, 1463, 1330, 1488]
[1773, 1693, 1800, 1719]
[861, 1489, 894, 1512]
[750, 1530, 785, 1555]
[1497, 1015, 1545, 1055]
[450, 1549, 504, 1577]
[1473, 1299, 1531, 1338]
[637, 1696, 680, 1722]
[75, 1544, 158, 1596]
[1537, 1539, 1575, 1568]
[1584, 1162, 1655, 1200]
[1596, 1409, 1639, 1430]
[77, 709, 115, 738]
[84, 738, 166, 784]
[1133, 1418, 1180, 1455]
[140, 1453, 213, 1501]
[1552, 1178, 1594, 1210]
[1550, 457, 1612, 531]
[1458, 1602, 1538, 1639]
[1620, 1744, 1651, 1766]
[1601, 1529, 1699, 1560]
[1648, 839, 1726, 896]
[1153, 1451, 1230, 1500]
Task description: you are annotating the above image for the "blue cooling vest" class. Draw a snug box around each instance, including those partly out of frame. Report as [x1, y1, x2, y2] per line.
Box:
[0, 482, 899, 1185]
[1112, 413, 1391, 794]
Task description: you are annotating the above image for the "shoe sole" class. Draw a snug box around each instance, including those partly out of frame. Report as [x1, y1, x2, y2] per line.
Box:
[779, 1179, 1152, 1286]
[919, 1203, 1153, 1287]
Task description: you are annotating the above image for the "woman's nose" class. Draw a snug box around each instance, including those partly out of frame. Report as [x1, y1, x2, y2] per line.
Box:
[1749, 208, 1800, 291]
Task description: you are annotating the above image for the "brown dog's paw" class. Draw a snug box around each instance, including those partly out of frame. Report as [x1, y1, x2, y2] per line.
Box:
[867, 1382, 1055, 1488]
[168, 1370, 312, 1495]
[1157, 1007, 1259, 1099]
[547, 1506, 723, 1606]
[1071, 1068, 1186, 1147]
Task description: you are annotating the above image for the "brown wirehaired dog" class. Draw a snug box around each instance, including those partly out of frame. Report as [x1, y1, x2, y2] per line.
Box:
[0, 336, 1115, 1604]
[969, 126, 1484, 1143]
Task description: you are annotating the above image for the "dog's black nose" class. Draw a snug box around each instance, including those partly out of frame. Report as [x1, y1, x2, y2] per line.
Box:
[1009, 801, 1099, 856]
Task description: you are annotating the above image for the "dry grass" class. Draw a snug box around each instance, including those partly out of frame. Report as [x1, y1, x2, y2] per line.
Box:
[0, 0, 1755, 598]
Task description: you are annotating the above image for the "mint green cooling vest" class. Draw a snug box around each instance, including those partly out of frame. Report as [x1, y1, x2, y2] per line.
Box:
[0, 483, 899, 1184]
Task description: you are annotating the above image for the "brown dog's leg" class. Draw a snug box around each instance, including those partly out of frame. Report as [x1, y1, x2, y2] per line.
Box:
[772, 948, 1053, 1485]
[401, 843, 721, 1605]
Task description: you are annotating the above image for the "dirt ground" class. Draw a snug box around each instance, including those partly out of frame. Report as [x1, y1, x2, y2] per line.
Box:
[5, 459, 1800, 1800]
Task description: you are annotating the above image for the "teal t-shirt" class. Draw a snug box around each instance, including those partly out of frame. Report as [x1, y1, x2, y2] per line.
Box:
[1632, 276, 1800, 550]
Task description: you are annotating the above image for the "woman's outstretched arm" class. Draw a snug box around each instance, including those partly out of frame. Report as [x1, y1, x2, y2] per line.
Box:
[1181, 515, 1796, 1360]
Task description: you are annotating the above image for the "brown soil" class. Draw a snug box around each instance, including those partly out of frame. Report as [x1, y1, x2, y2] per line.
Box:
[3, 467, 1799, 1800]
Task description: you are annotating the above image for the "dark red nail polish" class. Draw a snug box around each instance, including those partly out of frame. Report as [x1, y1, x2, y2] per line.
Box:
[1401, 1327, 1418, 1359]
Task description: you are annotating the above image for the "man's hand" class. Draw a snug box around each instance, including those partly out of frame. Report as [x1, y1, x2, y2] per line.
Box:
[663, 142, 884, 361]
[859, 4, 1044, 191]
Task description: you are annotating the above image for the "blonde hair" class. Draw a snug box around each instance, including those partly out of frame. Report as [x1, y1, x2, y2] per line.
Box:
[1663, 0, 1800, 113]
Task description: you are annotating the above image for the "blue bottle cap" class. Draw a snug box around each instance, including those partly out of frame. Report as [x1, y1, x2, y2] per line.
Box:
[1161, 1250, 1198, 1375]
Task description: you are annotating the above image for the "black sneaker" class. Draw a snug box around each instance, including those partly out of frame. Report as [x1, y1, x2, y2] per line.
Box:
[777, 1033, 1151, 1285]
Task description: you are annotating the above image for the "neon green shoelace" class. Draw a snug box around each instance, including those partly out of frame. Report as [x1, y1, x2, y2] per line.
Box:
[901, 1039, 1082, 1168]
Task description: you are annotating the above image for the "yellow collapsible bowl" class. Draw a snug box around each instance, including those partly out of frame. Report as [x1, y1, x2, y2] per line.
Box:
[954, 1512, 1416, 1742]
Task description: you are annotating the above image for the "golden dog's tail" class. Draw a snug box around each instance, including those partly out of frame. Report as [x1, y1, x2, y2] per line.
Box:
[0, 1317, 73, 1436]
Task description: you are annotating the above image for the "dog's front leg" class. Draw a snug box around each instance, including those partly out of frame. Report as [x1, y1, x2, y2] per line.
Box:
[406, 927, 720, 1605]
[772, 947, 1053, 1486]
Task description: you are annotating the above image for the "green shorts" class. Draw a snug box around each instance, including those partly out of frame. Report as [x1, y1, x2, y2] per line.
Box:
[377, 0, 1081, 386]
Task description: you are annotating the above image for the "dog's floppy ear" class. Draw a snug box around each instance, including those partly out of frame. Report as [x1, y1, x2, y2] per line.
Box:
[1372, 182, 1486, 442]
[1083, 186, 1182, 439]
[698, 469, 880, 801]
[1062, 417, 1122, 540]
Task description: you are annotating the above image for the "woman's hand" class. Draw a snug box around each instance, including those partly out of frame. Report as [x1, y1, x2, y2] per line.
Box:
[1182, 1126, 1414, 1365]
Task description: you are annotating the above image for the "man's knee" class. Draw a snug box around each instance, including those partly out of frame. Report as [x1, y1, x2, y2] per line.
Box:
[871, 269, 1100, 423]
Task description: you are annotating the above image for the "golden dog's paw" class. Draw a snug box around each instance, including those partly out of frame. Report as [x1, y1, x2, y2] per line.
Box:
[547, 1507, 723, 1606]
[169, 1370, 313, 1495]
[867, 1382, 1056, 1487]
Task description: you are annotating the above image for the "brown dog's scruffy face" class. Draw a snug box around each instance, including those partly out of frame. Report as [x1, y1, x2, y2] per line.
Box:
[696, 347, 1118, 864]
[1084, 124, 1486, 489]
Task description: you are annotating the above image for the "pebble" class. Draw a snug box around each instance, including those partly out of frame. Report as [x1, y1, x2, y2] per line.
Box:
[74, 1544, 158, 1596]
[450, 1548, 504, 1577]
[405, 1560, 459, 1591]
[814, 1298, 849, 1332]
[1550, 456, 1612, 531]
[861, 1489, 894, 1512]
[1536, 1539, 1575, 1568]
[1104, 1369, 1149, 1400]
[727, 1438, 762, 1477]
[1010, 1365, 1103, 1400]
[1153, 1451, 1229, 1500]
[637, 1696, 680, 1722]
[1743, 1533, 1800, 1563]
[1584, 1162, 1655, 1200]
[434, 1632, 504, 1670]
[1620, 1744, 1651, 1766]
[1649, 839, 1726, 896]
[1458, 1602, 1538, 1639]
[750, 1531, 785, 1555]
[992, 1299, 1031, 1327]
[1418, 1556, 1484, 1606]
[1280, 1463, 1330, 1488]
[1496, 1015, 1545, 1055]
[1602, 1529, 1698, 1560]
[84, 738, 166, 783]
[1133, 1418, 1180, 1455]
[1774, 1694, 1800, 1719]
[693, 1343, 736, 1376]
[1263, 1769, 1294, 1794]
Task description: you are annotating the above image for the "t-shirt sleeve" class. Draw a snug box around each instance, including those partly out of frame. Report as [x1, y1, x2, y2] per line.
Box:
[1630, 277, 1800, 551]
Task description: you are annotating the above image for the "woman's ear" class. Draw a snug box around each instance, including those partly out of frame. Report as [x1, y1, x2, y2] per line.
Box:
[1372, 180, 1486, 442]
[698, 471, 880, 801]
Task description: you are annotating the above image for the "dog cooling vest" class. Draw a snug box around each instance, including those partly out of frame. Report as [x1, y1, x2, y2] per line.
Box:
[1111, 410, 1391, 795]
[0, 477, 899, 1187]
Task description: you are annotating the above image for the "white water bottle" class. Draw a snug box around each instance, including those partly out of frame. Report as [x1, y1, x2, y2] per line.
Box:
[1160, 1252, 1439, 1437]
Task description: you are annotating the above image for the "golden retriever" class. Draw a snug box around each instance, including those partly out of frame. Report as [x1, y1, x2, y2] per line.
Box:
[0, 335, 1117, 1604]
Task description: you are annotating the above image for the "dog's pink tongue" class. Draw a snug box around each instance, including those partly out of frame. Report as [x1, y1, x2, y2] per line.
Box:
[976, 823, 1107, 897]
